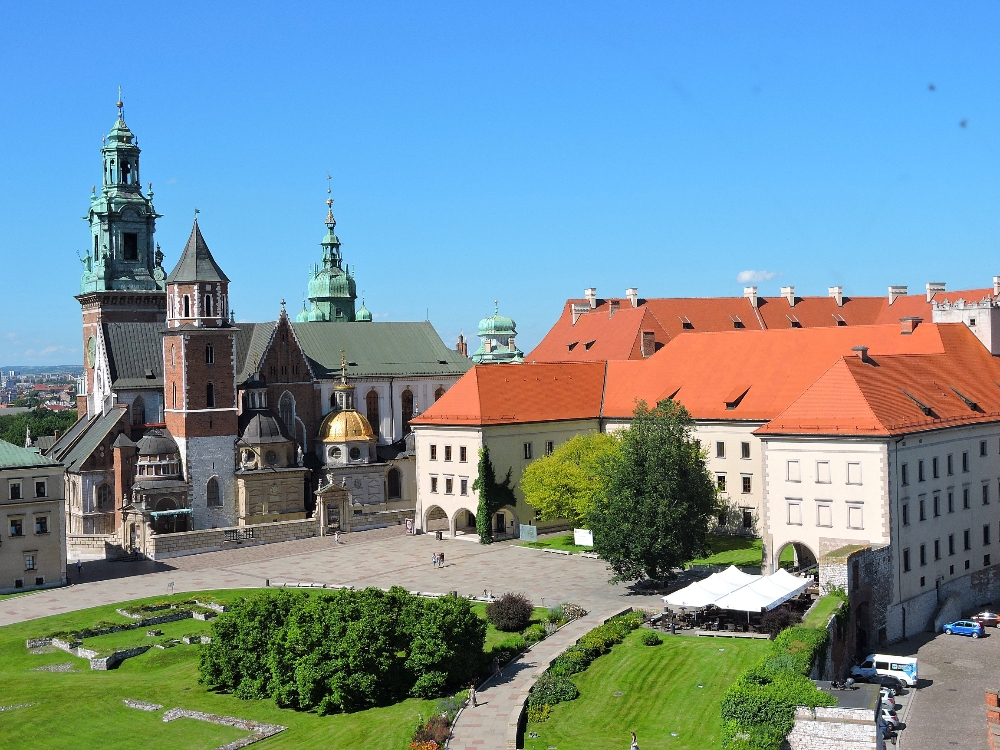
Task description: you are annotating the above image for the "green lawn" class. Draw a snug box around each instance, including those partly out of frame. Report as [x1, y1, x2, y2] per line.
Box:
[802, 593, 846, 629]
[779, 544, 795, 568]
[470, 602, 549, 651]
[0, 589, 455, 750]
[525, 630, 770, 750]
[686, 535, 762, 568]
[521, 533, 593, 554]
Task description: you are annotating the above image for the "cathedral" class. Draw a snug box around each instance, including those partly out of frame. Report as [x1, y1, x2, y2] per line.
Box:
[49, 100, 471, 559]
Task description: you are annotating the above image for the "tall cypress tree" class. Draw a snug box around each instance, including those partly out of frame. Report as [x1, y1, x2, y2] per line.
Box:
[471, 445, 515, 544]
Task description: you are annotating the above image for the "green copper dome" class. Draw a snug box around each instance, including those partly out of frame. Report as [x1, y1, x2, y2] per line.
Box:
[356, 299, 372, 322]
[297, 191, 358, 321]
[295, 301, 310, 323]
[477, 302, 516, 336]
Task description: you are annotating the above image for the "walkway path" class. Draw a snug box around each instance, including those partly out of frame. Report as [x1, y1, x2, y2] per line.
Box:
[449, 608, 622, 750]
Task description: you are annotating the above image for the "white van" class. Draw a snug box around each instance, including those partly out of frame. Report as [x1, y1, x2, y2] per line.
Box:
[851, 654, 918, 687]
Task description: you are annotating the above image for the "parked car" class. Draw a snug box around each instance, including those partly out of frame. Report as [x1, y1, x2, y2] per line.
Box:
[880, 688, 899, 710]
[943, 620, 985, 638]
[851, 655, 918, 687]
[881, 706, 903, 729]
[972, 611, 1000, 628]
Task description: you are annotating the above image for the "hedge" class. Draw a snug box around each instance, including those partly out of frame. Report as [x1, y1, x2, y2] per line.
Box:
[720, 626, 835, 750]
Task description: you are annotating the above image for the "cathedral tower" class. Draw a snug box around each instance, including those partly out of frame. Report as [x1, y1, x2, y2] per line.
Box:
[163, 219, 238, 528]
[77, 96, 167, 416]
[296, 188, 358, 322]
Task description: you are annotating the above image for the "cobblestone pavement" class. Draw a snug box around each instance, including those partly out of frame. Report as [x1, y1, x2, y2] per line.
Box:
[0, 528, 664, 626]
[448, 608, 623, 750]
[893, 623, 998, 750]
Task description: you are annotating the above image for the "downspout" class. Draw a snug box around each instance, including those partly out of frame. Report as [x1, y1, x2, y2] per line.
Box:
[389, 377, 395, 443]
[893, 436, 904, 637]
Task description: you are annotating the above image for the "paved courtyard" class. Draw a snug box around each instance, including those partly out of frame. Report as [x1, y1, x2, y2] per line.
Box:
[0, 527, 664, 626]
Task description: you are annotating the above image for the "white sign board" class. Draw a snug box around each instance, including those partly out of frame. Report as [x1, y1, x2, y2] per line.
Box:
[573, 528, 594, 548]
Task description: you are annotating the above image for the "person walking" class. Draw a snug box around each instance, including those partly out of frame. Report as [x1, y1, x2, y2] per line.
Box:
[438, 551, 445, 567]
[469, 682, 477, 707]
[432, 552, 438, 568]
[631, 731, 640, 750]
[492, 655, 501, 679]
[334, 530, 340, 545]
[76, 560, 83, 579]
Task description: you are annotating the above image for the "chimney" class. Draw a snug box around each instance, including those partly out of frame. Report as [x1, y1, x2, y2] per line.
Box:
[584, 288, 597, 309]
[456, 333, 468, 358]
[926, 282, 946, 302]
[609, 300, 620, 318]
[993, 276, 1000, 296]
[828, 286, 844, 307]
[744, 286, 758, 308]
[625, 288, 639, 307]
[888, 285, 908, 305]
[852, 345, 869, 361]
[781, 286, 796, 307]
[900, 316, 923, 335]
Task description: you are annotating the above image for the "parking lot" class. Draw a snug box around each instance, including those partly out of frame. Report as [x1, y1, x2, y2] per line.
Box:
[883, 616, 998, 750]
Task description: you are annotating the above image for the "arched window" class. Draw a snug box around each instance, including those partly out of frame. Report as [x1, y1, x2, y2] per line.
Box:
[131, 395, 145, 427]
[206, 382, 215, 408]
[171, 345, 176, 367]
[387, 468, 401, 499]
[205, 295, 213, 317]
[172, 383, 177, 409]
[206, 477, 221, 507]
[279, 391, 295, 435]
[183, 295, 190, 318]
[96, 483, 114, 511]
[205, 344, 214, 364]
[366, 390, 380, 439]
[401, 389, 414, 435]
[434, 387, 446, 402]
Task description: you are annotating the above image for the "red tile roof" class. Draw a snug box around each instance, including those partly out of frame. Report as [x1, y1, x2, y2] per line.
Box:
[525, 304, 668, 362]
[759, 325, 1000, 437]
[411, 362, 607, 426]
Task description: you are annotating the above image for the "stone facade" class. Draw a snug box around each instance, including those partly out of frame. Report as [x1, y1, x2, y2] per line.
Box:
[142, 517, 320, 560]
[175, 435, 237, 529]
[787, 706, 881, 750]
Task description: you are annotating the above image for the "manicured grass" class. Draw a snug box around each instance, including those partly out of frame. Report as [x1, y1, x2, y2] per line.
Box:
[521, 533, 593, 554]
[471, 602, 549, 651]
[802, 593, 846, 629]
[686, 535, 762, 568]
[0, 588, 449, 750]
[525, 630, 770, 750]
[779, 544, 795, 568]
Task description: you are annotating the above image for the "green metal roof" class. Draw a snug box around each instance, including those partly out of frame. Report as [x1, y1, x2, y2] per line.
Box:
[234, 322, 276, 383]
[290, 321, 472, 379]
[0, 439, 60, 470]
[52, 407, 127, 474]
[104, 322, 163, 388]
[166, 220, 230, 284]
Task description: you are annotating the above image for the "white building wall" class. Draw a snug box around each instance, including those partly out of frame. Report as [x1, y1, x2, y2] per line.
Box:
[931, 300, 999, 354]
[175, 435, 237, 529]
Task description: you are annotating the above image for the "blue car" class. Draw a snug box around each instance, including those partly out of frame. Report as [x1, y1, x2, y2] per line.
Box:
[943, 619, 985, 638]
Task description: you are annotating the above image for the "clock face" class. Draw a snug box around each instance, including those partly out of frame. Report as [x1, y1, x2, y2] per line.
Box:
[86, 336, 97, 368]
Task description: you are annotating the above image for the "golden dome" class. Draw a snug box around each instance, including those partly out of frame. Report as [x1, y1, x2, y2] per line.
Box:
[318, 409, 375, 441]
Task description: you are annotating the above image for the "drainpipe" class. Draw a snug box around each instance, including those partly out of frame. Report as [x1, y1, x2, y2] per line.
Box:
[893, 436, 904, 638]
[388, 377, 395, 443]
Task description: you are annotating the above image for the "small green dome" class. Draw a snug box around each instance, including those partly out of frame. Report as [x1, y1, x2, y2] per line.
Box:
[356, 299, 372, 322]
[308, 306, 325, 322]
[478, 302, 516, 336]
[295, 302, 310, 323]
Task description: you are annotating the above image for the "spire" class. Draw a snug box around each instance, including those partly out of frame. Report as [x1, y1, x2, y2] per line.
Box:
[340, 349, 347, 384]
[117, 86, 124, 119]
[24, 423, 31, 449]
[167, 218, 230, 283]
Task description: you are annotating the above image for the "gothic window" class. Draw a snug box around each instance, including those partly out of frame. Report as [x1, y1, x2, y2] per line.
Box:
[205, 295, 213, 317]
[93, 235, 99, 259]
[96, 483, 114, 511]
[279, 392, 295, 435]
[435, 387, 446, 402]
[401, 389, 414, 435]
[206, 478, 221, 507]
[172, 383, 177, 409]
[171, 345, 176, 367]
[366, 390, 380, 438]
[205, 344, 214, 364]
[387, 468, 401, 499]
[206, 382, 216, 409]
[123, 233, 138, 260]
[131, 395, 145, 426]
[183, 295, 191, 318]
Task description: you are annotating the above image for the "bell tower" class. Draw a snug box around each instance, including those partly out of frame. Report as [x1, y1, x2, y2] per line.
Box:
[77, 94, 167, 417]
[296, 183, 358, 322]
[162, 218, 238, 528]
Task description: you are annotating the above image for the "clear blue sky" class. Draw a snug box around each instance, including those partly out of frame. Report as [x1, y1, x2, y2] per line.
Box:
[1, 2, 998, 366]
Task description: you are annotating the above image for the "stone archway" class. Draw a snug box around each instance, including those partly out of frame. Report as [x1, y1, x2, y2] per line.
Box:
[776, 541, 818, 573]
[451, 507, 477, 537]
[492, 505, 519, 539]
[424, 505, 449, 533]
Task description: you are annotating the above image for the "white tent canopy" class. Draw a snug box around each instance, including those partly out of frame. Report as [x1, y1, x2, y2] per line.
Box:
[662, 566, 811, 613]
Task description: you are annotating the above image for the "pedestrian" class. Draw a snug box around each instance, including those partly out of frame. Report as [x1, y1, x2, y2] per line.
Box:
[438, 551, 445, 567]
[334, 530, 340, 545]
[469, 682, 477, 707]
[492, 655, 501, 678]
[631, 731, 640, 750]
[432, 552, 438, 568]
[76, 559, 83, 579]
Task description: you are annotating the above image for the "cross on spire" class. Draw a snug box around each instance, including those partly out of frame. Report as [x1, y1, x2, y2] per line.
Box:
[117, 86, 123, 118]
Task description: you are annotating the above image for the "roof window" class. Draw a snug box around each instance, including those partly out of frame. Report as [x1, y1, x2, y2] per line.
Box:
[679, 316, 694, 329]
[832, 313, 847, 326]
[786, 314, 801, 328]
[567, 341, 578, 351]
[584, 340, 596, 351]
[901, 389, 934, 417]
[725, 385, 751, 410]
[729, 315, 744, 329]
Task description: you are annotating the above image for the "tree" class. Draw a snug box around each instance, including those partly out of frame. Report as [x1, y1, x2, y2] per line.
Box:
[471, 445, 515, 544]
[0, 408, 78, 448]
[589, 400, 718, 582]
[519, 431, 619, 527]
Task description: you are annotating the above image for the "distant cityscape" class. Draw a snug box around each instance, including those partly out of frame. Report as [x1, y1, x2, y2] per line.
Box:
[0, 366, 83, 411]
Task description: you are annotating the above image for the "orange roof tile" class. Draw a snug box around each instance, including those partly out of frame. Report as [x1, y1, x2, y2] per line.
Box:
[760, 324, 1000, 436]
[754, 295, 886, 329]
[411, 362, 607, 426]
[933, 288, 995, 305]
[526, 303, 668, 362]
[871, 294, 934, 325]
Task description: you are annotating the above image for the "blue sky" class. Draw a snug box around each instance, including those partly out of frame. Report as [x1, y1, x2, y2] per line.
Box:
[1, 2, 999, 365]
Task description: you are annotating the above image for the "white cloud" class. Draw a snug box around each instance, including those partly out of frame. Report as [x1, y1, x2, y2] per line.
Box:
[737, 269, 780, 284]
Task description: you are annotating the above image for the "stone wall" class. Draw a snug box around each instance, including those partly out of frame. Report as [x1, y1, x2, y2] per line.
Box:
[144, 517, 319, 560]
[68, 533, 127, 561]
[90, 645, 151, 670]
[787, 706, 880, 750]
[987, 689, 1000, 750]
[820, 543, 892, 653]
[885, 562, 1000, 642]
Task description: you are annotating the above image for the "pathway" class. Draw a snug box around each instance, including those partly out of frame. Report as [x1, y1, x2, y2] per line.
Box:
[449, 609, 622, 750]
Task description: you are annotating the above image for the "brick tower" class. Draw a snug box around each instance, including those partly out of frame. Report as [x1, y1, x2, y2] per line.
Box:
[163, 219, 237, 528]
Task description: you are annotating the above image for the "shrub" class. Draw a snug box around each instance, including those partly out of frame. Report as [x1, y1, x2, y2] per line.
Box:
[528, 674, 579, 707]
[485, 592, 534, 632]
[547, 604, 565, 624]
[435, 695, 463, 722]
[641, 630, 662, 646]
[523, 623, 546, 644]
[410, 671, 448, 699]
[489, 635, 527, 668]
[561, 603, 587, 620]
[412, 714, 450, 745]
[759, 608, 800, 638]
[527, 703, 551, 723]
